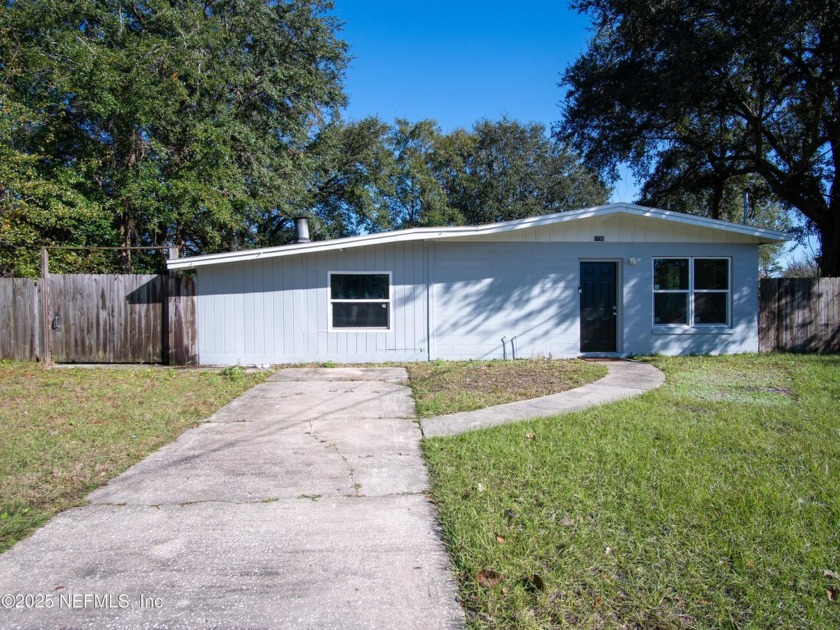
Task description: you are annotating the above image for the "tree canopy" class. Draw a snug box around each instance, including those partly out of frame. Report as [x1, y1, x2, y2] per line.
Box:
[385, 117, 608, 230]
[559, 0, 839, 275]
[1, 1, 608, 277]
[1, 0, 349, 274]
[444, 118, 608, 226]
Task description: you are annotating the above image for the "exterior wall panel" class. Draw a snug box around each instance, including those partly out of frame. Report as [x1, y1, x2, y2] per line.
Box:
[194, 222, 762, 364]
[429, 241, 759, 360]
[196, 241, 430, 364]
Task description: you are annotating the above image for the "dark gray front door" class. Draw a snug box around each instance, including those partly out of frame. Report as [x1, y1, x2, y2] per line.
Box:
[580, 261, 617, 353]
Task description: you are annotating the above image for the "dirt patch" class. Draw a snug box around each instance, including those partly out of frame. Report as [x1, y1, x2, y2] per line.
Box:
[406, 358, 607, 417]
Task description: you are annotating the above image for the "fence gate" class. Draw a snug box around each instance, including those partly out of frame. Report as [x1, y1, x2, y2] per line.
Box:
[47, 274, 166, 363]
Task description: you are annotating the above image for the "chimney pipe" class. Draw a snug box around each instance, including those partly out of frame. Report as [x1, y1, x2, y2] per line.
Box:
[293, 217, 310, 243]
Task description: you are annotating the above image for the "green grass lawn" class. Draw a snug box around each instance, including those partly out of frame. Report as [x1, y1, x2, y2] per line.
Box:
[0, 363, 267, 552]
[406, 358, 608, 417]
[422, 354, 840, 628]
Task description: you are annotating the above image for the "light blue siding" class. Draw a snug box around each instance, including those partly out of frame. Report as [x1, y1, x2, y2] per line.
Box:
[430, 242, 579, 359]
[195, 233, 762, 364]
[428, 241, 758, 360]
[621, 243, 759, 356]
[196, 242, 430, 364]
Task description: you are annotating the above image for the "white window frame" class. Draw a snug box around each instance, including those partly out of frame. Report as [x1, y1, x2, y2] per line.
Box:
[328, 271, 392, 332]
[652, 257, 730, 327]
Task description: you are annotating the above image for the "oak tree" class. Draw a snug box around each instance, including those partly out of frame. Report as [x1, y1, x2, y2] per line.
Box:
[560, 0, 840, 274]
[1, 0, 348, 272]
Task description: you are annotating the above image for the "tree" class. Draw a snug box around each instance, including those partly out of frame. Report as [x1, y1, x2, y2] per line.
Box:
[0, 0, 348, 271]
[345, 117, 608, 232]
[638, 171, 790, 276]
[782, 255, 820, 278]
[0, 96, 118, 276]
[306, 117, 397, 239]
[443, 118, 609, 225]
[560, 0, 840, 275]
[386, 119, 460, 229]
[0, 15, 120, 276]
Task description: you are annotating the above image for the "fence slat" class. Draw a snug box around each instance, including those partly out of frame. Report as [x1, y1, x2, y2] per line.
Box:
[168, 275, 198, 365]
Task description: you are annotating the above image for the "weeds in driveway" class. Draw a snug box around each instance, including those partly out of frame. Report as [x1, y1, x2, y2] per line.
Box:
[406, 358, 607, 417]
[422, 354, 840, 628]
[0, 363, 268, 552]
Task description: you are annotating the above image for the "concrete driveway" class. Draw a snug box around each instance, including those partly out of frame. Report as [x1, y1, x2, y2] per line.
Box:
[0, 368, 464, 629]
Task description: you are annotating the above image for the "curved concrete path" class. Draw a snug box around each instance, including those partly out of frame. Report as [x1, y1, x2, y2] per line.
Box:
[421, 360, 665, 437]
[0, 368, 463, 630]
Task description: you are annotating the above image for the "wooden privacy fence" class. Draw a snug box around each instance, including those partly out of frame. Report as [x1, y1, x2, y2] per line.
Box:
[0, 274, 196, 364]
[759, 277, 840, 353]
[0, 278, 38, 362]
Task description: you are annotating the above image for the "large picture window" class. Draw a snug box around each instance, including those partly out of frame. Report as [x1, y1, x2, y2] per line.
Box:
[653, 258, 729, 326]
[329, 272, 391, 330]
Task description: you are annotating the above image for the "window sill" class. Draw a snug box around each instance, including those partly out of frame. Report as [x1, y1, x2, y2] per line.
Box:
[651, 326, 733, 335]
[328, 328, 391, 333]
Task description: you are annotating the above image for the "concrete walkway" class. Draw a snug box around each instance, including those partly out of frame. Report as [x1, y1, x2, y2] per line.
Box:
[421, 360, 665, 437]
[0, 368, 463, 629]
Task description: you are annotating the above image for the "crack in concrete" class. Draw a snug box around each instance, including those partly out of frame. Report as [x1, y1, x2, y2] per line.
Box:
[306, 419, 361, 497]
[306, 419, 328, 444]
[328, 443, 361, 497]
[89, 498, 283, 508]
[89, 488, 429, 509]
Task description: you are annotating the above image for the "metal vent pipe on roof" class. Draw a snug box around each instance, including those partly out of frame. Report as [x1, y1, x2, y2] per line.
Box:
[293, 217, 310, 243]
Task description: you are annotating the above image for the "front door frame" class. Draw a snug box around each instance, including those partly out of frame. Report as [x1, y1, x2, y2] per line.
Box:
[579, 259, 622, 354]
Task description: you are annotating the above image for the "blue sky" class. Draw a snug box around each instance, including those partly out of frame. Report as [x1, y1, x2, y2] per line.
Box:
[330, 1, 640, 204]
[329, 1, 809, 264]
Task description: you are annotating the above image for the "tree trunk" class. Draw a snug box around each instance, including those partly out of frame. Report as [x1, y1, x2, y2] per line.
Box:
[816, 208, 840, 277]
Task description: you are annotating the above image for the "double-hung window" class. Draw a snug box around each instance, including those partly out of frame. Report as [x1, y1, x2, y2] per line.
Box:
[329, 272, 391, 330]
[653, 258, 730, 326]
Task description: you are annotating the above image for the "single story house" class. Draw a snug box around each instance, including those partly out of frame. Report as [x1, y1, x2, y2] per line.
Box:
[166, 203, 789, 365]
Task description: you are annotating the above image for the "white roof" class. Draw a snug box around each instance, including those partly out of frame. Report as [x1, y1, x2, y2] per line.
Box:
[167, 202, 790, 270]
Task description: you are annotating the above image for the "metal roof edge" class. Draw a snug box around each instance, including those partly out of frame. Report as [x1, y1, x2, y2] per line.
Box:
[166, 203, 791, 270]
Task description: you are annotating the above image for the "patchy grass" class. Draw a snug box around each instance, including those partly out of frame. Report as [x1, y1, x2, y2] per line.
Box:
[422, 354, 840, 628]
[0, 363, 268, 552]
[406, 359, 608, 417]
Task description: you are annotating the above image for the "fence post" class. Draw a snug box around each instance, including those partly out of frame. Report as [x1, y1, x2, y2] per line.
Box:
[39, 247, 51, 365]
[165, 246, 178, 365]
[166, 274, 176, 366]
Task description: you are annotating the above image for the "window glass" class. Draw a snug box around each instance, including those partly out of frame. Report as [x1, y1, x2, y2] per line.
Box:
[329, 273, 391, 329]
[330, 274, 389, 300]
[694, 259, 729, 290]
[652, 257, 730, 327]
[654, 293, 689, 324]
[653, 259, 688, 290]
[694, 293, 727, 324]
[332, 303, 389, 329]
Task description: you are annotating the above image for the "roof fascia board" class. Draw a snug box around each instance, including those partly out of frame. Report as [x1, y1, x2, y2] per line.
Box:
[167, 203, 790, 270]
